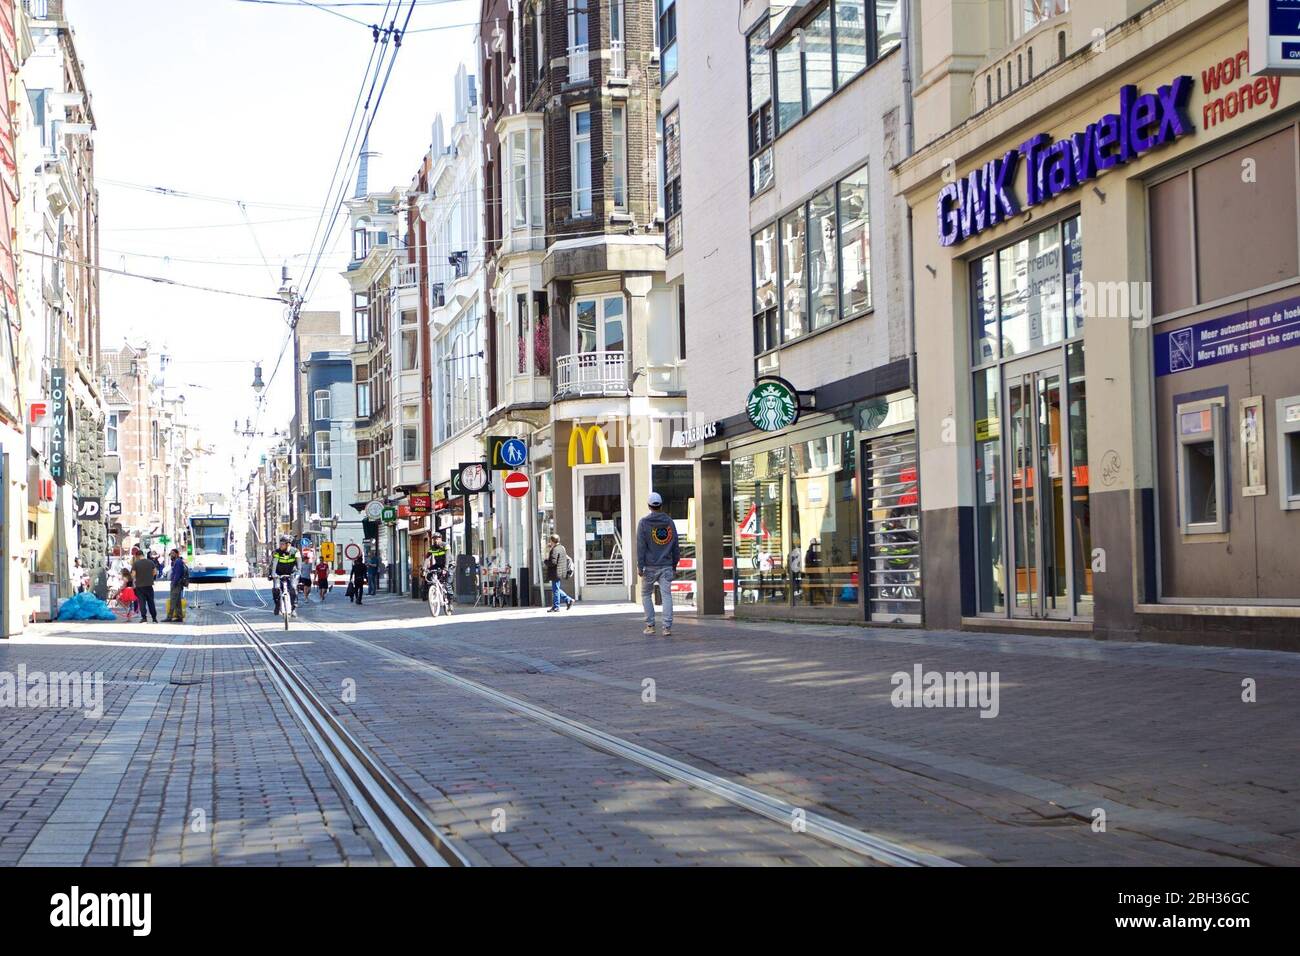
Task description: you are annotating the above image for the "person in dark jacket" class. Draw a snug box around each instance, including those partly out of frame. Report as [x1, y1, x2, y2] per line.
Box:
[637, 492, 680, 636]
[349, 556, 368, 605]
[544, 534, 575, 612]
[366, 552, 379, 595]
[130, 547, 159, 623]
[164, 548, 188, 622]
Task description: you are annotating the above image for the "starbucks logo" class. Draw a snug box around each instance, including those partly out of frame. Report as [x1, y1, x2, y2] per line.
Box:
[746, 378, 799, 432]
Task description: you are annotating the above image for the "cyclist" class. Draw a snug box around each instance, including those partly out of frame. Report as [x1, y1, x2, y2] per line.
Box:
[268, 535, 300, 617]
[425, 534, 453, 608]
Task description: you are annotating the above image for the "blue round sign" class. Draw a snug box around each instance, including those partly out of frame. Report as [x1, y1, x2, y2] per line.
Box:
[300, 536, 311, 548]
[500, 437, 527, 468]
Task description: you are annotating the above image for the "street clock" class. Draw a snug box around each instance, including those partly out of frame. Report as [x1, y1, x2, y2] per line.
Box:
[459, 462, 489, 493]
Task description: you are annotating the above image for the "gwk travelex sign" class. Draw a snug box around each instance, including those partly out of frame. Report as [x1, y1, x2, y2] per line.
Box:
[937, 76, 1195, 246]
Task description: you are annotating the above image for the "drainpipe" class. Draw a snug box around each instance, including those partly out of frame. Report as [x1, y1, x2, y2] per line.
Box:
[901, 0, 917, 395]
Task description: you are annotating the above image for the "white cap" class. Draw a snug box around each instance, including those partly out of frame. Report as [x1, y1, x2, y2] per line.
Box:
[647, 492, 663, 507]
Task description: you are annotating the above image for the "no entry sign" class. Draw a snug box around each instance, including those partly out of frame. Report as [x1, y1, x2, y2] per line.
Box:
[504, 471, 529, 499]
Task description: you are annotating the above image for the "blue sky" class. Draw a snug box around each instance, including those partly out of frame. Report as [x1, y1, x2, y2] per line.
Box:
[64, 0, 476, 495]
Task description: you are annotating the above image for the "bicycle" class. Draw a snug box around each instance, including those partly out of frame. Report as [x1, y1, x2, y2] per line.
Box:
[426, 568, 454, 618]
[274, 575, 296, 630]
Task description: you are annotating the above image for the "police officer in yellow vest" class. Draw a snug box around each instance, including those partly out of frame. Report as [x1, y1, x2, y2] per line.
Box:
[269, 534, 300, 616]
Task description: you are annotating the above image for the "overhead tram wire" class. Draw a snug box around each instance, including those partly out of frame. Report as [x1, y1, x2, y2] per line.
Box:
[99, 179, 318, 211]
[294, 0, 397, 314]
[237, 1, 404, 472]
[300, 0, 418, 305]
[23, 250, 288, 302]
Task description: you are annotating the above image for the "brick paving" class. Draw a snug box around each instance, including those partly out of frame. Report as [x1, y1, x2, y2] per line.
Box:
[5, 578, 1297, 866]
[0, 591, 382, 866]
[291, 588, 1300, 866]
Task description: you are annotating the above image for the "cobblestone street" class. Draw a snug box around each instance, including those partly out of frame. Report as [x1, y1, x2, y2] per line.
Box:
[2, 581, 1295, 867]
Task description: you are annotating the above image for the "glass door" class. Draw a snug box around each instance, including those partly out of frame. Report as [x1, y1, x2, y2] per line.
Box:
[576, 468, 626, 599]
[1003, 355, 1071, 619]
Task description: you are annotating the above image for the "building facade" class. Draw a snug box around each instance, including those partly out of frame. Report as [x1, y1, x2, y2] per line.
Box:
[480, 0, 685, 603]
[416, 64, 488, 590]
[898, 0, 1300, 649]
[672, 0, 915, 623]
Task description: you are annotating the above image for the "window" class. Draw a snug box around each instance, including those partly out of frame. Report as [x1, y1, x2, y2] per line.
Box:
[104, 473, 118, 501]
[775, 34, 803, 134]
[658, 0, 677, 82]
[151, 420, 160, 459]
[353, 292, 369, 343]
[573, 294, 625, 353]
[780, 207, 807, 342]
[807, 187, 838, 331]
[752, 161, 874, 353]
[516, 292, 530, 374]
[570, 107, 592, 216]
[752, 224, 779, 355]
[1018, 0, 1069, 37]
[663, 107, 682, 253]
[402, 405, 419, 462]
[106, 413, 118, 453]
[316, 480, 333, 520]
[678, 285, 687, 361]
[314, 431, 331, 469]
[534, 291, 551, 374]
[434, 306, 485, 442]
[313, 389, 330, 420]
[804, 5, 834, 110]
[769, 1, 897, 138]
[400, 329, 418, 371]
[511, 129, 528, 228]
[358, 447, 373, 494]
[748, 20, 775, 195]
[838, 164, 871, 317]
[611, 105, 627, 211]
[355, 363, 371, 418]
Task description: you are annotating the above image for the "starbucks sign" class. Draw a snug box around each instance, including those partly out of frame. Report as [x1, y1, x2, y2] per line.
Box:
[746, 377, 800, 432]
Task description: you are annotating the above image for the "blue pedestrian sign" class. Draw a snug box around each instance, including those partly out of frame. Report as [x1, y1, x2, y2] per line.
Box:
[488, 435, 528, 470]
[300, 536, 311, 548]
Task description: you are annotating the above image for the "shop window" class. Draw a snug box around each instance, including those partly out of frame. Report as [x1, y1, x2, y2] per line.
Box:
[1176, 399, 1226, 534]
[790, 432, 858, 609]
[732, 447, 789, 606]
[973, 368, 1004, 613]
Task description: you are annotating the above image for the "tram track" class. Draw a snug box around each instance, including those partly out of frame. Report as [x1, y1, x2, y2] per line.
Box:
[221, 588, 470, 867]
[219, 579, 956, 866]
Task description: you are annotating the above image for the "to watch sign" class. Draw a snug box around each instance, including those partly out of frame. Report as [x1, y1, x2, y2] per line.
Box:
[49, 368, 68, 485]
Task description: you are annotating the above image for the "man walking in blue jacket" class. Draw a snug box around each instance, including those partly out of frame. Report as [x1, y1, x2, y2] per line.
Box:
[637, 492, 680, 636]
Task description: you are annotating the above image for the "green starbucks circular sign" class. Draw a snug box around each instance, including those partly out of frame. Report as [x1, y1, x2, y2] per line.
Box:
[746, 377, 800, 432]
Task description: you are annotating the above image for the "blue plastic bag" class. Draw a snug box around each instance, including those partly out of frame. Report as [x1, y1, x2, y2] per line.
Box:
[56, 591, 117, 622]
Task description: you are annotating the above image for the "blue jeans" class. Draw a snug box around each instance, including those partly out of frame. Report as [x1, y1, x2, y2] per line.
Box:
[641, 566, 675, 628]
[550, 579, 572, 610]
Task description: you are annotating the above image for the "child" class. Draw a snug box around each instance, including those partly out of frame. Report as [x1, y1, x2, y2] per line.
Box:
[116, 568, 137, 621]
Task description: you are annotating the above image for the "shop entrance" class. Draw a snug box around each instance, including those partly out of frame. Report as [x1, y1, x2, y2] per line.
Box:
[1002, 354, 1072, 619]
[575, 468, 626, 600]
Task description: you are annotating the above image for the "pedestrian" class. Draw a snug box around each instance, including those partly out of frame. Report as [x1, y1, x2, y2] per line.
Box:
[349, 555, 367, 605]
[315, 558, 330, 600]
[366, 551, 379, 595]
[115, 567, 136, 621]
[164, 548, 189, 622]
[637, 491, 680, 636]
[544, 533, 575, 613]
[130, 546, 159, 623]
[149, 550, 163, 577]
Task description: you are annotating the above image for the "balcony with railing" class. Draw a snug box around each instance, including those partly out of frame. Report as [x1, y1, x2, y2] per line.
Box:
[393, 262, 418, 289]
[555, 350, 627, 398]
[567, 43, 589, 82]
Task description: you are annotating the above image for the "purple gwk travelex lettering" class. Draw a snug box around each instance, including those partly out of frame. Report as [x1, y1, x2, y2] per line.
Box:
[937, 75, 1193, 245]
